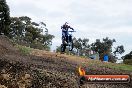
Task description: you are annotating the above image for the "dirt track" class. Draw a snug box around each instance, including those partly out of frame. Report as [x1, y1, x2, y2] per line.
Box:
[0, 35, 132, 88]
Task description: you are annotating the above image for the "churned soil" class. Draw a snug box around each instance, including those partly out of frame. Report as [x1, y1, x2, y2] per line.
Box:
[0, 35, 131, 88]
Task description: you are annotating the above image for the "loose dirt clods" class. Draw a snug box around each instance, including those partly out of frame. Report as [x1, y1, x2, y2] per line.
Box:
[0, 35, 132, 88]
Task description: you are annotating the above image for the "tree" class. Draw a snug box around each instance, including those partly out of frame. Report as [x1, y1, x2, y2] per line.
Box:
[10, 16, 54, 50]
[56, 46, 61, 53]
[91, 37, 116, 61]
[73, 38, 82, 55]
[56, 37, 90, 56]
[123, 51, 132, 65]
[0, 0, 11, 36]
[10, 17, 25, 41]
[81, 38, 90, 56]
[113, 45, 125, 56]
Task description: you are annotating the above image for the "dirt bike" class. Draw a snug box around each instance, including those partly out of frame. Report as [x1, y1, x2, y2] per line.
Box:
[61, 30, 76, 52]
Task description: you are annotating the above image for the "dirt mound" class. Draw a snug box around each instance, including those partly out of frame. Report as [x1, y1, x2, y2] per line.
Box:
[0, 57, 78, 88]
[0, 36, 132, 88]
[0, 35, 17, 55]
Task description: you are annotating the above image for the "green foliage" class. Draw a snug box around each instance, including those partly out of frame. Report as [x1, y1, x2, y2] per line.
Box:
[0, 0, 11, 36]
[123, 51, 132, 60]
[42, 34, 54, 46]
[73, 37, 90, 56]
[91, 37, 115, 54]
[9, 16, 54, 50]
[57, 36, 125, 63]
[123, 51, 132, 65]
[56, 46, 61, 53]
[124, 59, 132, 65]
[91, 37, 116, 61]
[104, 63, 132, 71]
[113, 45, 125, 56]
[16, 45, 32, 55]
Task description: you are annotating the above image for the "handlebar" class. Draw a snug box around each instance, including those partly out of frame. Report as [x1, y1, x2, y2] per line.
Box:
[68, 31, 76, 32]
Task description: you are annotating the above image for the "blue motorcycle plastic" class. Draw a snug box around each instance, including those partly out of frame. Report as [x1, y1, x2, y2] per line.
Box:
[61, 30, 76, 52]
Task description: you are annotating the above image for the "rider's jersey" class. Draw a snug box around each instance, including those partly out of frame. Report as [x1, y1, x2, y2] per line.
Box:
[61, 25, 68, 37]
[61, 24, 74, 37]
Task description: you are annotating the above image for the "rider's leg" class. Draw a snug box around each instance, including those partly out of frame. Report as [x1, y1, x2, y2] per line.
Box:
[66, 35, 68, 43]
[62, 36, 67, 45]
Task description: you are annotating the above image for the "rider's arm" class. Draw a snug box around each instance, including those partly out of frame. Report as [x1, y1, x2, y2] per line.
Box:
[66, 25, 74, 30]
[70, 27, 74, 30]
[69, 26, 74, 30]
[61, 26, 63, 29]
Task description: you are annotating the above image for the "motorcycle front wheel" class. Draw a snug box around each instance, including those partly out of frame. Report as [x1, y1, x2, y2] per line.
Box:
[69, 41, 73, 51]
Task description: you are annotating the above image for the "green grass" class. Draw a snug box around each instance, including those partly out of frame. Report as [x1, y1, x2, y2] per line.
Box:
[15, 44, 132, 71]
[82, 59, 132, 71]
[15, 45, 32, 55]
[94, 61, 132, 71]
[107, 63, 132, 71]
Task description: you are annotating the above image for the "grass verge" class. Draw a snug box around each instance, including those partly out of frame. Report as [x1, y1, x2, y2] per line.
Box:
[15, 45, 32, 55]
[91, 60, 132, 71]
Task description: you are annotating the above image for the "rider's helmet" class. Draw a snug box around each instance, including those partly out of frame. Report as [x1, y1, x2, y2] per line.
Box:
[64, 22, 69, 28]
[65, 22, 68, 25]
